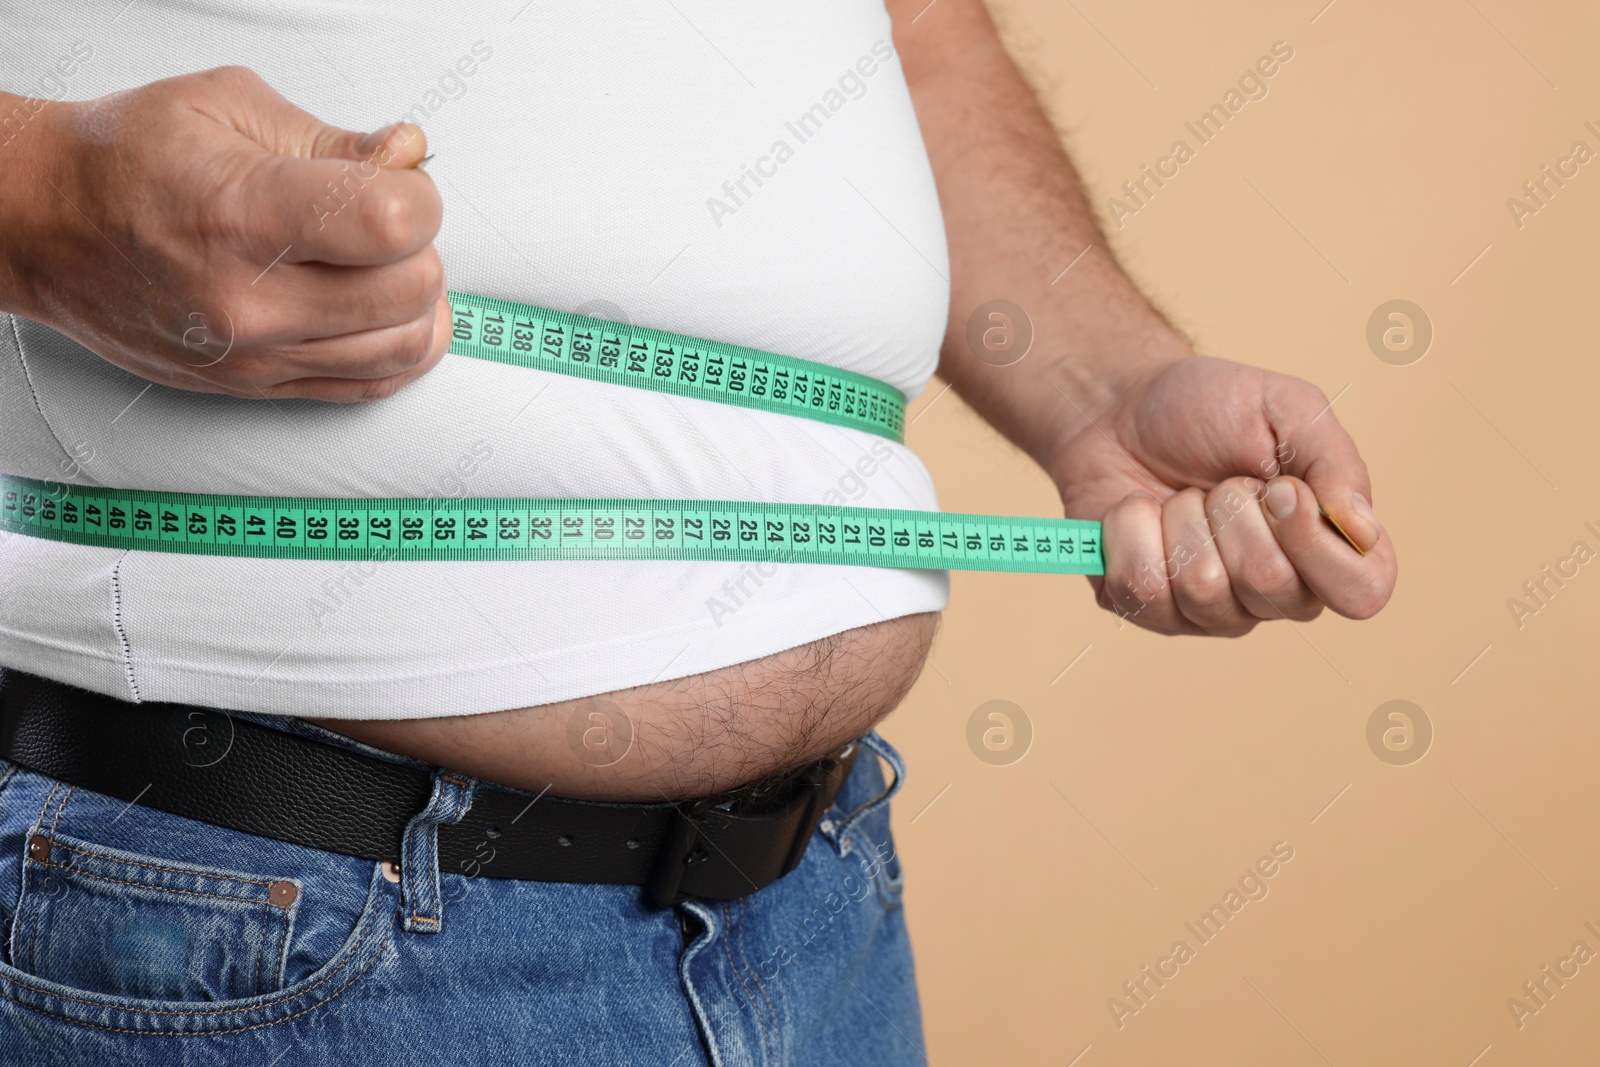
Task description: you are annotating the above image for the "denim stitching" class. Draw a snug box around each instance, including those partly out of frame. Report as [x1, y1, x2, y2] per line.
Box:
[735, 895, 780, 1064]
[19, 866, 40, 976]
[0, 868, 391, 1020]
[677, 900, 729, 1067]
[401, 773, 475, 931]
[253, 901, 269, 998]
[46, 841, 278, 886]
[29, 861, 270, 905]
[25, 782, 66, 974]
[398, 781, 437, 927]
[272, 904, 292, 991]
[46, 786, 74, 840]
[833, 734, 905, 851]
[0, 899, 391, 1036]
[28, 780, 61, 840]
[436, 779, 475, 921]
[400, 817, 429, 926]
[18, 780, 57, 974]
[418, 788, 444, 920]
[717, 901, 770, 1062]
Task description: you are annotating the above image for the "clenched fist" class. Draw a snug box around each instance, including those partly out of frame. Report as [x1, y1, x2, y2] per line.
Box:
[0, 66, 450, 402]
[1050, 356, 1398, 636]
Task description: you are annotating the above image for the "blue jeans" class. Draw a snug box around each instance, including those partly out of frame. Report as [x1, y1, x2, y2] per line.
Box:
[0, 708, 925, 1065]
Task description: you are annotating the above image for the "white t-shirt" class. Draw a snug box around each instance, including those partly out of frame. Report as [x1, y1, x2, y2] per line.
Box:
[0, 0, 951, 719]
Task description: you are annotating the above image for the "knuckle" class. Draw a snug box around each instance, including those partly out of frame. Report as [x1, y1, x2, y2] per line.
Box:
[1172, 486, 1207, 512]
[1206, 479, 1263, 523]
[1175, 593, 1241, 633]
[1174, 558, 1230, 607]
[196, 65, 265, 95]
[214, 302, 267, 349]
[1110, 555, 1167, 606]
[1294, 379, 1329, 408]
[1341, 567, 1393, 619]
[1098, 573, 1145, 615]
[354, 374, 407, 402]
[389, 314, 437, 368]
[1240, 557, 1297, 600]
[360, 188, 421, 254]
[1289, 601, 1326, 623]
[418, 253, 446, 299]
[401, 255, 446, 312]
[1115, 493, 1163, 522]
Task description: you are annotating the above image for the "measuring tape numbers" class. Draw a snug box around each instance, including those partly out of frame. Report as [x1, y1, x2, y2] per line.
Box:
[0, 292, 1106, 576]
[447, 291, 906, 442]
[0, 478, 1103, 574]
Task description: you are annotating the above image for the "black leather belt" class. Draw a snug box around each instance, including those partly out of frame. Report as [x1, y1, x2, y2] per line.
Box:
[0, 670, 858, 907]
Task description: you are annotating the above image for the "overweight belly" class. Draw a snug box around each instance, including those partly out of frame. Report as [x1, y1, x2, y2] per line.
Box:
[307, 613, 938, 801]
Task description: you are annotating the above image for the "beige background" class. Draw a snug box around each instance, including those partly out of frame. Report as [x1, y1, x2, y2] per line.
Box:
[887, 1, 1600, 1063]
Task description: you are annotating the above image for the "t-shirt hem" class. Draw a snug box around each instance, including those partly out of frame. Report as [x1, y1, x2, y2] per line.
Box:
[0, 572, 949, 720]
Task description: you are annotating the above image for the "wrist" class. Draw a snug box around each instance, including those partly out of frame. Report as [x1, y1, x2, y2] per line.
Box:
[0, 92, 78, 321]
[1039, 324, 1192, 470]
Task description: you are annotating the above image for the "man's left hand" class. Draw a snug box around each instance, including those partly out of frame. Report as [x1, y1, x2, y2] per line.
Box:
[1049, 355, 1398, 636]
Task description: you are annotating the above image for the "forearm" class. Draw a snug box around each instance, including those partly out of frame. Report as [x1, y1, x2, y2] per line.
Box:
[888, 0, 1191, 469]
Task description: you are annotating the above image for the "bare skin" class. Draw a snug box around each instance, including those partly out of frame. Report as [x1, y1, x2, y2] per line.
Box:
[0, 1, 1396, 802]
[0, 68, 452, 403]
[309, 613, 938, 801]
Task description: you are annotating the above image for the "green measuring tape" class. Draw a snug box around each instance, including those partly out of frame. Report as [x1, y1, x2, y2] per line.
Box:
[0, 292, 1105, 575]
[0, 477, 1100, 574]
[447, 291, 906, 442]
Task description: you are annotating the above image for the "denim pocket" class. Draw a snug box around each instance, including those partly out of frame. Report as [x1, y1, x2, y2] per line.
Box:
[10, 831, 300, 1002]
[0, 766, 395, 1036]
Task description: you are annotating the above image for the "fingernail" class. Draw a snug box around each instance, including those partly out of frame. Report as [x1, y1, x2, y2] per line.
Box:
[1350, 492, 1381, 546]
[1264, 480, 1297, 521]
[356, 123, 400, 154]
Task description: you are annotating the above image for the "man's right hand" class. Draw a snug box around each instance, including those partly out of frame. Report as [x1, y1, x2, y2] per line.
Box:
[1, 66, 450, 403]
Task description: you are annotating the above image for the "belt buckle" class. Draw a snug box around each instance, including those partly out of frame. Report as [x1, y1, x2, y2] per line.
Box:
[644, 796, 716, 908]
[643, 742, 861, 908]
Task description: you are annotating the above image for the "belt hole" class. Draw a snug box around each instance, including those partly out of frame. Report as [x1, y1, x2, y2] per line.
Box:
[625, 838, 641, 850]
[557, 834, 573, 847]
[484, 825, 502, 839]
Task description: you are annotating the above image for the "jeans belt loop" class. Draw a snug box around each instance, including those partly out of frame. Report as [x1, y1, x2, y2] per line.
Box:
[399, 769, 479, 934]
